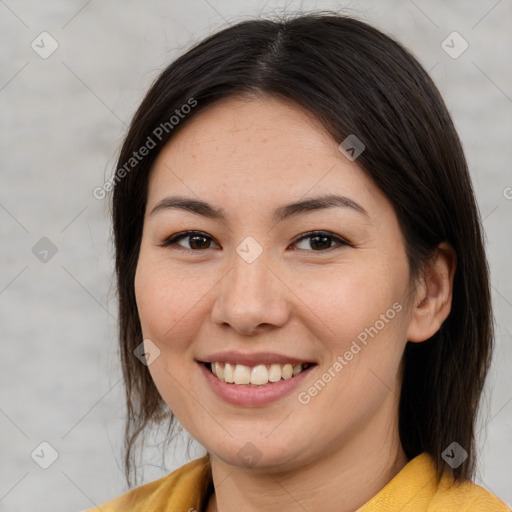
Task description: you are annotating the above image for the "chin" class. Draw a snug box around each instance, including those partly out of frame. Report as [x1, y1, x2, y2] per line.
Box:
[205, 433, 311, 473]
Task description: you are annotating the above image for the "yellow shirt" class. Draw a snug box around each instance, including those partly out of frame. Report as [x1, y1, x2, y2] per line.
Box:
[85, 452, 510, 511]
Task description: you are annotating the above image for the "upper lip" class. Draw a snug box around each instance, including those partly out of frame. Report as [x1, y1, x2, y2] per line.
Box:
[199, 351, 316, 366]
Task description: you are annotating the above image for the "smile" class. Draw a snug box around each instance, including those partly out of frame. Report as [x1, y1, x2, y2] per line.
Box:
[206, 362, 312, 386]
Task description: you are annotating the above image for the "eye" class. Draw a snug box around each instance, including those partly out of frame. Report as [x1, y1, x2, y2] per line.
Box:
[161, 230, 350, 252]
[161, 231, 220, 251]
[291, 231, 350, 252]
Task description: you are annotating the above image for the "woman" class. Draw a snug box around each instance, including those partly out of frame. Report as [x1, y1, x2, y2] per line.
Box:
[86, 11, 510, 512]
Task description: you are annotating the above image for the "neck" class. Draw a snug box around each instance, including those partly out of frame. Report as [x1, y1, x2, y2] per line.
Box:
[205, 400, 408, 512]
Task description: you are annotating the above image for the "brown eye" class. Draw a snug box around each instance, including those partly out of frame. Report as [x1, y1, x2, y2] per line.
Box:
[293, 231, 349, 251]
[161, 230, 350, 252]
[162, 231, 219, 250]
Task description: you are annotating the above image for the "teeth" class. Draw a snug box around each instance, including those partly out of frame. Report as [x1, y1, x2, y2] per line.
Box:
[215, 362, 224, 380]
[292, 364, 302, 376]
[224, 363, 235, 383]
[209, 362, 308, 386]
[282, 363, 293, 380]
[233, 364, 251, 385]
[251, 364, 268, 385]
[268, 364, 282, 382]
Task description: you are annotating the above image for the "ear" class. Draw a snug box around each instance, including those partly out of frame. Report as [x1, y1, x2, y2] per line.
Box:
[406, 242, 457, 343]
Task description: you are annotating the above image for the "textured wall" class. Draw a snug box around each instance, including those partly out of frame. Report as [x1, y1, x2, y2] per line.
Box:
[1, 1, 511, 510]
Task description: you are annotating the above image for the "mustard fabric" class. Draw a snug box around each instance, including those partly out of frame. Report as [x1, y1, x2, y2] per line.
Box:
[85, 452, 510, 511]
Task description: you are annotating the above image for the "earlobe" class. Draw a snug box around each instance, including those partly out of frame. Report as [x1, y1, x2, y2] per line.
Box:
[406, 242, 457, 343]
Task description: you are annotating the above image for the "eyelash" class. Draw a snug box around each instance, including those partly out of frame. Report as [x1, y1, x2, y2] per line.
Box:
[160, 230, 351, 253]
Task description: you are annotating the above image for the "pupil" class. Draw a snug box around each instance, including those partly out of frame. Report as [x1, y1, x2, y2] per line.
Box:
[191, 235, 209, 249]
[311, 235, 330, 250]
[187, 234, 332, 250]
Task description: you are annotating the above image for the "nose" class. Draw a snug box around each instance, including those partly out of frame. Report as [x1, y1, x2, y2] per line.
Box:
[210, 248, 291, 336]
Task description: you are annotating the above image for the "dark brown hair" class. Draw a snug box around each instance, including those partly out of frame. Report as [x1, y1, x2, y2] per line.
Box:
[111, 11, 493, 487]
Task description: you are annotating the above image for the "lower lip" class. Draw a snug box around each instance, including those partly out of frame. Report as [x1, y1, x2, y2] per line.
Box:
[199, 362, 315, 407]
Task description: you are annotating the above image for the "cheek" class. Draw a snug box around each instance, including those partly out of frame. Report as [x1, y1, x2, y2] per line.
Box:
[296, 260, 410, 405]
[296, 265, 407, 417]
[134, 252, 216, 352]
[134, 254, 209, 419]
[295, 262, 403, 341]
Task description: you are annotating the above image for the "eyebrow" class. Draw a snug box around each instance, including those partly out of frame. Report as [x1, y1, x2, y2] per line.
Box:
[149, 194, 370, 222]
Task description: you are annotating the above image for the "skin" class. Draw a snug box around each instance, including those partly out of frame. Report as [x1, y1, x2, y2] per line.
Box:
[134, 94, 456, 512]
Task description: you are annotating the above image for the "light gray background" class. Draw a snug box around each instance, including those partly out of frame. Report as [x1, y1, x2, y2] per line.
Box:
[1, 1, 511, 510]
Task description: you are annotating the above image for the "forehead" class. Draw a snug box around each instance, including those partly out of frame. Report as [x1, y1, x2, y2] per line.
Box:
[147, 95, 386, 220]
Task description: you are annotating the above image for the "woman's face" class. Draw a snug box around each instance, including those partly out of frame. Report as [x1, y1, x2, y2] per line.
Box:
[135, 95, 417, 472]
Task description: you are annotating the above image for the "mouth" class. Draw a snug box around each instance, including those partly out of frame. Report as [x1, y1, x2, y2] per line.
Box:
[203, 361, 315, 386]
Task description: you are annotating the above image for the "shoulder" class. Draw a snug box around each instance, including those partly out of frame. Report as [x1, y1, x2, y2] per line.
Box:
[81, 455, 212, 512]
[430, 474, 511, 512]
[358, 453, 510, 512]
